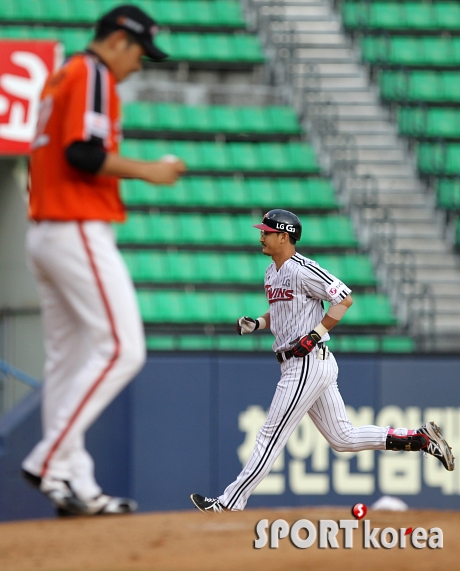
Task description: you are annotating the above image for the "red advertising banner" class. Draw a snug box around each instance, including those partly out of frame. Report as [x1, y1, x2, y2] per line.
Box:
[0, 41, 61, 155]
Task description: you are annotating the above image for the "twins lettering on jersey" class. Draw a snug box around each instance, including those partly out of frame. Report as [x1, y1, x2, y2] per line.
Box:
[265, 284, 294, 304]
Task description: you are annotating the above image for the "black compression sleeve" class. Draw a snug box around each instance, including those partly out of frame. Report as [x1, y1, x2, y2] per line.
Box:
[65, 140, 107, 174]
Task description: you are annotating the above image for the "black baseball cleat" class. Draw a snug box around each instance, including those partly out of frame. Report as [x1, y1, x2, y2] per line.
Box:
[418, 421, 455, 471]
[23, 469, 86, 514]
[190, 493, 227, 513]
[57, 493, 138, 517]
[22, 469, 136, 516]
[22, 468, 42, 489]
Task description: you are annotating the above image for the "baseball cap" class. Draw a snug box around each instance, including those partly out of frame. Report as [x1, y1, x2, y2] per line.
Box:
[97, 4, 168, 61]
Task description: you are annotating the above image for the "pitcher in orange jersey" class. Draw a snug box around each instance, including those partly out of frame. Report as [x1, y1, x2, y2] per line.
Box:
[23, 4, 185, 517]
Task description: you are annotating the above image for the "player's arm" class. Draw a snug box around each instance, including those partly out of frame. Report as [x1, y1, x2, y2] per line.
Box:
[319, 294, 353, 332]
[292, 295, 352, 356]
[98, 151, 186, 184]
[65, 140, 186, 185]
[236, 310, 270, 335]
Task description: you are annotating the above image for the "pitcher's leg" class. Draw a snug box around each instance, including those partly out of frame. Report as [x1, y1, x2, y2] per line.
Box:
[23, 222, 145, 489]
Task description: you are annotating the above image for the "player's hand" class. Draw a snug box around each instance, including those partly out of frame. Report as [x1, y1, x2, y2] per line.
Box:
[292, 330, 322, 357]
[236, 316, 260, 335]
[142, 158, 186, 185]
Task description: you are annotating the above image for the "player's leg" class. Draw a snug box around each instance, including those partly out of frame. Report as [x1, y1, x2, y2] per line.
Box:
[307, 380, 387, 452]
[308, 354, 454, 470]
[217, 353, 337, 511]
[23, 221, 145, 510]
[22, 268, 102, 498]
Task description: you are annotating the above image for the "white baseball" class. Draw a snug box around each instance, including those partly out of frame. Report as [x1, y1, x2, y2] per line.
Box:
[161, 154, 179, 163]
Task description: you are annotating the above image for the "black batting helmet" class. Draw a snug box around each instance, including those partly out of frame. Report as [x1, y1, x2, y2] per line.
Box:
[253, 209, 302, 241]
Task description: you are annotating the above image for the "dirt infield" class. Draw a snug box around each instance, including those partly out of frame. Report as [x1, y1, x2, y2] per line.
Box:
[0, 507, 458, 571]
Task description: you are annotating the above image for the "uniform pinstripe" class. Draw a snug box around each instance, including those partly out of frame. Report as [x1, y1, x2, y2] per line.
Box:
[219, 254, 388, 511]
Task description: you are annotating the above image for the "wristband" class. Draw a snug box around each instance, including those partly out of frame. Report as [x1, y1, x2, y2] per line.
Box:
[312, 322, 328, 338]
[256, 317, 267, 330]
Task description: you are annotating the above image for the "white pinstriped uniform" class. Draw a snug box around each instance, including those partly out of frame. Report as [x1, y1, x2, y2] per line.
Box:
[219, 253, 389, 511]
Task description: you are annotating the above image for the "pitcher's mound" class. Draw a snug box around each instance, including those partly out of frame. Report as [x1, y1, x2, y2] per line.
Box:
[0, 507, 457, 571]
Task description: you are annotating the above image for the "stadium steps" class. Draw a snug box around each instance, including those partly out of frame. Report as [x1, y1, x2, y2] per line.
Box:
[253, 0, 460, 344]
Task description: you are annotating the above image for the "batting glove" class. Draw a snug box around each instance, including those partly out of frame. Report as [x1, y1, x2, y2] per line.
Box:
[292, 330, 322, 357]
[236, 316, 260, 336]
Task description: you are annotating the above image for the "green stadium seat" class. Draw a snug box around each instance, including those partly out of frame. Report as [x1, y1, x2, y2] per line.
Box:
[0, 0, 16, 19]
[436, 179, 460, 210]
[382, 336, 416, 353]
[362, 37, 459, 67]
[343, 1, 460, 32]
[122, 140, 320, 173]
[368, 3, 404, 29]
[341, 2, 361, 28]
[116, 213, 357, 249]
[3, 0, 245, 28]
[329, 336, 380, 353]
[138, 291, 396, 326]
[150, 0, 188, 26]
[121, 177, 337, 210]
[398, 108, 460, 139]
[418, 143, 460, 175]
[379, 71, 460, 103]
[227, 143, 259, 171]
[339, 294, 397, 326]
[179, 336, 214, 350]
[120, 251, 377, 287]
[146, 335, 176, 351]
[404, 2, 435, 29]
[0, 27, 263, 62]
[423, 38, 457, 66]
[435, 3, 460, 30]
[146, 333, 414, 353]
[233, 34, 265, 62]
[268, 107, 301, 133]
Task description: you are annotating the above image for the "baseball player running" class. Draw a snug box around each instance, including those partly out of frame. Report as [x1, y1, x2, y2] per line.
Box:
[191, 209, 455, 513]
[22, 5, 185, 516]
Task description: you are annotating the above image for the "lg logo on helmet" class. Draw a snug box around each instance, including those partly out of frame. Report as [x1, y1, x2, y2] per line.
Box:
[275, 223, 295, 232]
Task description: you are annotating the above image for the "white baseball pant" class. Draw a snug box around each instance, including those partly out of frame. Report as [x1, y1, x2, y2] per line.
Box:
[220, 352, 389, 510]
[22, 221, 145, 502]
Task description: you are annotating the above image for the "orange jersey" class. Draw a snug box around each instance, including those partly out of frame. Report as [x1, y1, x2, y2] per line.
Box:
[28, 53, 125, 222]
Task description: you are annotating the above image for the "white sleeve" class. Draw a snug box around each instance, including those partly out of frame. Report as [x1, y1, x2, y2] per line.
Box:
[301, 264, 352, 306]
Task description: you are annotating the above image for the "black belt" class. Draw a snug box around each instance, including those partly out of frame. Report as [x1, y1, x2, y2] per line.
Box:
[276, 342, 323, 363]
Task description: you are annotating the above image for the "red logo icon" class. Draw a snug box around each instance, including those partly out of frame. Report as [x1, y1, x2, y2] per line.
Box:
[351, 503, 367, 520]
